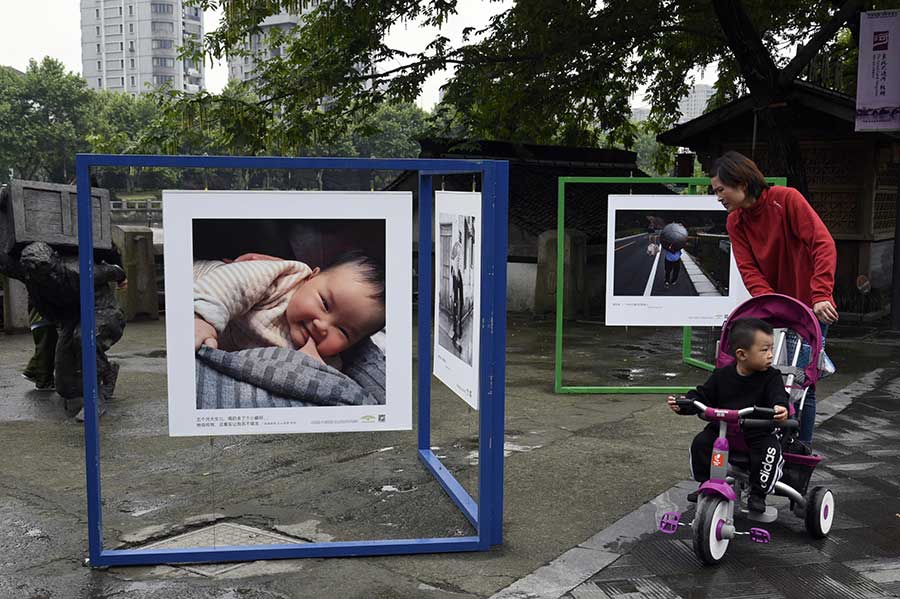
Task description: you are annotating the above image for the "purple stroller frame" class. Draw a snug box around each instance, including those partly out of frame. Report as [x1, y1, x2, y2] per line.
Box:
[716, 293, 822, 388]
[659, 294, 835, 563]
[715, 293, 823, 456]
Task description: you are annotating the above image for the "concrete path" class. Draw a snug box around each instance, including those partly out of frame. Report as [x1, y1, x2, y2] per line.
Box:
[1, 317, 897, 598]
[490, 368, 900, 599]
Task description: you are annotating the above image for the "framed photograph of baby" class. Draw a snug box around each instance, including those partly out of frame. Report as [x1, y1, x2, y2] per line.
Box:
[163, 191, 413, 436]
[432, 192, 481, 409]
[605, 195, 749, 327]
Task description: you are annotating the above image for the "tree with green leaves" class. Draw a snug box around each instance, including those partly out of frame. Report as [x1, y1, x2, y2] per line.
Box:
[88, 90, 160, 155]
[88, 91, 181, 192]
[353, 101, 429, 158]
[180, 0, 898, 195]
[0, 58, 95, 183]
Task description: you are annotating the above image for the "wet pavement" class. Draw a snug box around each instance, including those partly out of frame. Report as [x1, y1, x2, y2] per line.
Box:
[492, 366, 900, 599]
[1, 315, 898, 598]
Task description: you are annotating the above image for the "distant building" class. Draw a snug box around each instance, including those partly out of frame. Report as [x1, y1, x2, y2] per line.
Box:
[227, 8, 315, 84]
[677, 84, 715, 123]
[80, 0, 205, 94]
[630, 106, 650, 122]
[226, 3, 374, 97]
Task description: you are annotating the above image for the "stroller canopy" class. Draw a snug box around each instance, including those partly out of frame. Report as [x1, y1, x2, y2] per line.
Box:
[716, 294, 823, 387]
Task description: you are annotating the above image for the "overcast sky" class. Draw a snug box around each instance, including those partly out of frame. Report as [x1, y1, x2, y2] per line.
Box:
[0, 1, 712, 110]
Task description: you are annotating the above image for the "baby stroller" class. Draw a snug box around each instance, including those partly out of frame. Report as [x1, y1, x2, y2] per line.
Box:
[658, 293, 835, 565]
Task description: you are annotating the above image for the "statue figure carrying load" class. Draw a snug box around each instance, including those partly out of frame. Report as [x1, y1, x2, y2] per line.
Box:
[0, 181, 126, 420]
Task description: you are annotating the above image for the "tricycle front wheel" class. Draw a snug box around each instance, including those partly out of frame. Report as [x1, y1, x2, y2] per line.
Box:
[693, 496, 731, 565]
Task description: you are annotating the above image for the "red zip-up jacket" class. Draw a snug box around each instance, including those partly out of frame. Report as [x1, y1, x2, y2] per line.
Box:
[726, 186, 837, 309]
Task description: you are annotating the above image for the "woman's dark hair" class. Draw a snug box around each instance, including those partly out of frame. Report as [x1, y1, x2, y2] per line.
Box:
[324, 250, 385, 305]
[710, 151, 770, 199]
[728, 317, 774, 356]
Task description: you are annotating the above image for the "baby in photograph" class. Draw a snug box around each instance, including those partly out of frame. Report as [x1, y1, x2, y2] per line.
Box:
[193, 251, 385, 365]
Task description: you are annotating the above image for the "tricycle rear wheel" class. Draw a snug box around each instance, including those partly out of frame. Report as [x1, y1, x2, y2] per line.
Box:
[804, 486, 834, 538]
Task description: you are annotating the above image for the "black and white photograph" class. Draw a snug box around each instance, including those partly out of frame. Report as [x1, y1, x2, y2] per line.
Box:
[164, 191, 412, 436]
[433, 192, 481, 409]
[606, 195, 749, 327]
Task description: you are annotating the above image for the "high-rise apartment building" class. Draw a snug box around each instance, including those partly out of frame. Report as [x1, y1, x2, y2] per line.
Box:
[227, 10, 307, 84]
[677, 84, 715, 123]
[80, 0, 205, 94]
[225, 2, 374, 100]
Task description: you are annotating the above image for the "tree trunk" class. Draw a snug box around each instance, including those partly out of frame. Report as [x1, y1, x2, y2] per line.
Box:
[712, 0, 810, 195]
[755, 104, 810, 197]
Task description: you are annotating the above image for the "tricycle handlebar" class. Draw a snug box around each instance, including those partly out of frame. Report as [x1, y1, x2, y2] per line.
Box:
[676, 398, 794, 429]
[740, 417, 800, 431]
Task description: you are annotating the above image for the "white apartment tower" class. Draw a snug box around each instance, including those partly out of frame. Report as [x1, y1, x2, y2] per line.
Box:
[677, 84, 716, 123]
[227, 5, 322, 84]
[228, 12, 298, 84]
[80, 0, 205, 94]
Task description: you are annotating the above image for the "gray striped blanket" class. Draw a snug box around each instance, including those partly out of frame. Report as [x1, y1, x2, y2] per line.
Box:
[195, 338, 386, 409]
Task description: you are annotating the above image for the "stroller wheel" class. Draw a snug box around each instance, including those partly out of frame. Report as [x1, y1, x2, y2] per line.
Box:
[804, 487, 835, 538]
[693, 497, 731, 565]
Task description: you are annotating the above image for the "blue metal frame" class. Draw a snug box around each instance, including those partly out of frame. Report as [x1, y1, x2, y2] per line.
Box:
[75, 154, 509, 566]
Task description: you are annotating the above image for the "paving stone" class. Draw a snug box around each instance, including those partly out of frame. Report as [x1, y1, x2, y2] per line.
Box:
[844, 557, 900, 584]
[756, 562, 894, 599]
[850, 476, 900, 498]
[498, 370, 900, 599]
[812, 529, 896, 561]
[627, 539, 713, 576]
[584, 554, 654, 583]
[864, 450, 900, 458]
[660, 569, 785, 599]
[835, 498, 900, 531]
[136, 522, 303, 578]
[491, 547, 621, 599]
[578, 577, 681, 599]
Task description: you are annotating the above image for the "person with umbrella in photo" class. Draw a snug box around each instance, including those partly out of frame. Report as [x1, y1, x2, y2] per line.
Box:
[660, 223, 688, 289]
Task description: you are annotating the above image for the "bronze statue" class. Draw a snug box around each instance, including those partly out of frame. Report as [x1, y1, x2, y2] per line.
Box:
[0, 183, 126, 419]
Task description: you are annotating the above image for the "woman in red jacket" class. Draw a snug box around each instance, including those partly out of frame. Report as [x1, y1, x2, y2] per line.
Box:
[710, 151, 838, 446]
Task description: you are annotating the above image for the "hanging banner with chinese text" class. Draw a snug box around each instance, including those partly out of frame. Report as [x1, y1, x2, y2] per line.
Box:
[856, 10, 900, 132]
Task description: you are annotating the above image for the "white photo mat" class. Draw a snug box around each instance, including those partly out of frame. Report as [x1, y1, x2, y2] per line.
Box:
[605, 194, 750, 327]
[432, 192, 481, 409]
[163, 190, 412, 436]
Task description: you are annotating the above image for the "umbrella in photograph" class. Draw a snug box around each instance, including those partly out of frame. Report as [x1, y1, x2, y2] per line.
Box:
[660, 223, 688, 251]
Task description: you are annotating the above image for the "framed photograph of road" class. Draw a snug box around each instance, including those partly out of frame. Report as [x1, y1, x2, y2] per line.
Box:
[163, 190, 413, 436]
[433, 192, 481, 409]
[605, 195, 749, 326]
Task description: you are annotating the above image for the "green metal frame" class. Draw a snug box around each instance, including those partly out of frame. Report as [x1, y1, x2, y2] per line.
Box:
[554, 176, 788, 394]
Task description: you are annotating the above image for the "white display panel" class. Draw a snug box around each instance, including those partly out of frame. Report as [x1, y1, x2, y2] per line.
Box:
[432, 192, 481, 409]
[605, 194, 749, 327]
[164, 191, 412, 435]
